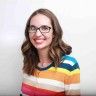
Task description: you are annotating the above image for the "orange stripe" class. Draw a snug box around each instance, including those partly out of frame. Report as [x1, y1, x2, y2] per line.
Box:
[35, 70, 69, 83]
[65, 73, 80, 84]
[70, 73, 80, 84]
[35, 70, 80, 84]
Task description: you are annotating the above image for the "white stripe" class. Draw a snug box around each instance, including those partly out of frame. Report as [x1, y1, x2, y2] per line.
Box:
[23, 74, 64, 88]
[65, 83, 80, 90]
[63, 60, 75, 66]
[37, 78, 64, 88]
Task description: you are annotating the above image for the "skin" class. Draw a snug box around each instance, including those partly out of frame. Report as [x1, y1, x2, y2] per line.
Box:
[29, 14, 54, 67]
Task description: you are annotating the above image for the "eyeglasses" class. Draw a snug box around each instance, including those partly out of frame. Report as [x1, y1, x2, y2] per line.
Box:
[28, 25, 51, 33]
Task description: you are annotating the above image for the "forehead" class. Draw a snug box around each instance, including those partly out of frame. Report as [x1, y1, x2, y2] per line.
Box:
[30, 14, 52, 26]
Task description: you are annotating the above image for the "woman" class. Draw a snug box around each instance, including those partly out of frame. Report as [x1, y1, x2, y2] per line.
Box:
[21, 8, 80, 96]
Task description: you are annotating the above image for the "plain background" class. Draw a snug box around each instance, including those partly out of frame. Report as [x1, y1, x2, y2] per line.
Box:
[0, 0, 96, 95]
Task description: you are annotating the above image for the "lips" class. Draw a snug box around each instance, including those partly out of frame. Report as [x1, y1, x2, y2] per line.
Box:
[34, 38, 45, 44]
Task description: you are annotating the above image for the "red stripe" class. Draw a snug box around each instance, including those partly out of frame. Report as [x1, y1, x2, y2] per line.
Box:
[21, 83, 65, 96]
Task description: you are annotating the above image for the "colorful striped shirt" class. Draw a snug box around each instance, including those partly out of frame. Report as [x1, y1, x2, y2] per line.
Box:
[21, 54, 80, 96]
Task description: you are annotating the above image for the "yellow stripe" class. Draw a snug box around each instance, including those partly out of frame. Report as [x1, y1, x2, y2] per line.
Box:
[71, 69, 80, 75]
[48, 67, 80, 76]
[48, 67, 70, 75]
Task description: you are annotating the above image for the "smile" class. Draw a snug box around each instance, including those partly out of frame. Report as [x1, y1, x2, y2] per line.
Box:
[34, 39, 45, 44]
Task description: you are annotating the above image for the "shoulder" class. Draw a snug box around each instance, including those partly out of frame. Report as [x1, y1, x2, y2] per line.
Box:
[59, 54, 80, 71]
[61, 54, 78, 65]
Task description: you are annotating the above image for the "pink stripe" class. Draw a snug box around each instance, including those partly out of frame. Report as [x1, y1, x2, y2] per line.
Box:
[21, 83, 65, 96]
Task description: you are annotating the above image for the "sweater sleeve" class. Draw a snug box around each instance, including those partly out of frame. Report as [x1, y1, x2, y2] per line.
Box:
[61, 55, 80, 96]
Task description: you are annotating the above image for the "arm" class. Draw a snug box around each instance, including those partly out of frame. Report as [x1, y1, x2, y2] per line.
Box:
[65, 63, 80, 96]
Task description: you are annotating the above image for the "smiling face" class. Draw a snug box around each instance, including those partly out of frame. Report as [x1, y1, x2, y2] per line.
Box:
[29, 14, 53, 51]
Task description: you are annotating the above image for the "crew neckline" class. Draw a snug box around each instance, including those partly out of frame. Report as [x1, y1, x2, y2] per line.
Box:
[36, 62, 54, 71]
[36, 54, 66, 71]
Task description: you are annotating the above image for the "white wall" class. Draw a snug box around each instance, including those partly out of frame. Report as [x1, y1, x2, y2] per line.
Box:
[0, 0, 96, 95]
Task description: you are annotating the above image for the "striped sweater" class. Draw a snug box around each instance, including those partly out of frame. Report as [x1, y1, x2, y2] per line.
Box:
[21, 55, 80, 96]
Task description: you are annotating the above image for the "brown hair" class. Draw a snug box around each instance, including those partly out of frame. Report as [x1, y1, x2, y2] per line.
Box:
[21, 8, 72, 75]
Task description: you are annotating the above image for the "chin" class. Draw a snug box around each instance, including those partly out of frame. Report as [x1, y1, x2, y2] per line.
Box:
[35, 45, 49, 50]
[34, 45, 45, 50]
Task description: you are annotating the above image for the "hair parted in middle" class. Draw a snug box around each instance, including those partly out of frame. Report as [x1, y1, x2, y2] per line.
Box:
[21, 8, 72, 75]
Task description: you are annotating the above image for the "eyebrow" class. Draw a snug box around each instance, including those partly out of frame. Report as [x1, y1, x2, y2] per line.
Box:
[30, 25, 36, 27]
[30, 25, 52, 27]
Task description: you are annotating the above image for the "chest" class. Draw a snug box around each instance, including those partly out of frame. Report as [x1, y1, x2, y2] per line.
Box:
[21, 71, 67, 96]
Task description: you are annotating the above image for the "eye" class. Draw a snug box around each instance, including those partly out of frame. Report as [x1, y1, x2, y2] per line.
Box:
[29, 25, 37, 32]
[40, 25, 49, 30]
[30, 26, 36, 30]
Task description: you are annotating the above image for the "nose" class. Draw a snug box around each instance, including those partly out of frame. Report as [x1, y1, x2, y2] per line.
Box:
[35, 29, 42, 36]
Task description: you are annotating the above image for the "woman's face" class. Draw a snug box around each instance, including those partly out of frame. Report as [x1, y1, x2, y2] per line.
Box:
[29, 14, 53, 50]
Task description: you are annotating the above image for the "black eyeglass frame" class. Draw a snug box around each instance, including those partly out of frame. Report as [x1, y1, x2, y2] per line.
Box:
[28, 25, 51, 33]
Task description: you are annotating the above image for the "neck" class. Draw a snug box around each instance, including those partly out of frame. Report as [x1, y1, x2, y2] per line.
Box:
[38, 48, 52, 67]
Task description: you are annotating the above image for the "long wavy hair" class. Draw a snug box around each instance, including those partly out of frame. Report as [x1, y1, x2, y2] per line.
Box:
[21, 8, 72, 75]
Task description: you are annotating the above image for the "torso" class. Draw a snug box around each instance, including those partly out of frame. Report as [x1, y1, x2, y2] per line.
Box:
[21, 54, 80, 96]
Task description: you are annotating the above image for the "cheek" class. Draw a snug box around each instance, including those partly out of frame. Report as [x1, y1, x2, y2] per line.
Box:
[46, 34, 53, 43]
[29, 34, 34, 43]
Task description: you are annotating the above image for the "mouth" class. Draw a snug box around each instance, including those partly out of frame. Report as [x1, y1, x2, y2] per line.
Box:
[34, 39, 45, 44]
